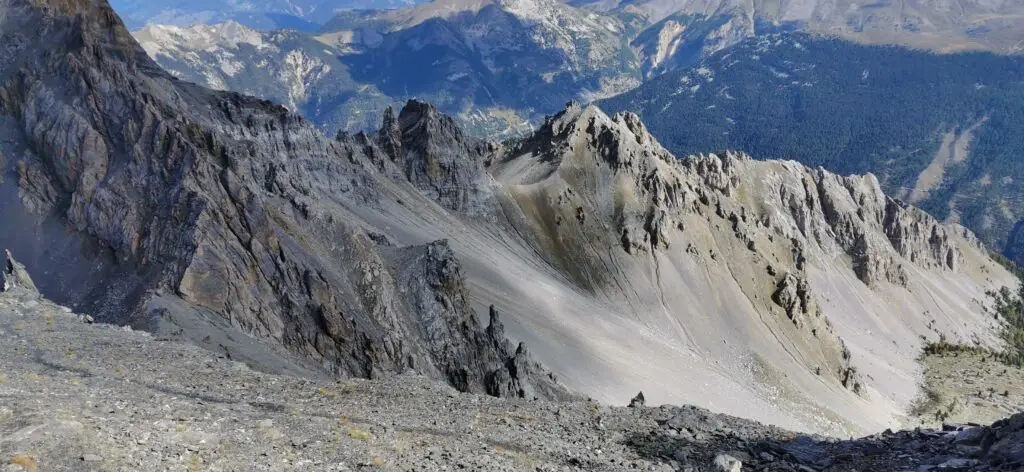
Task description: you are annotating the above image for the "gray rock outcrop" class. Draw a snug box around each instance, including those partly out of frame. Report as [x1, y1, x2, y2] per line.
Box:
[771, 272, 819, 330]
[347, 100, 497, 215]
[488, 101, 1008, 423]
[1, 249, 36, 293]
[0, 0, 569, 400]
[387, 100, 496, 215]
[0, 0, 1014, 436]
[481, 305, 570, 400]
[770, 272, 863, 395]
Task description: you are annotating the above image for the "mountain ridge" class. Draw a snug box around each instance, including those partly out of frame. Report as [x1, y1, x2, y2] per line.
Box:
[598, 32, 1024, 266]
[131, 2, 642, 137]
[477, 102, 1013, 433]
[0, 0, 573, 401]
[0, 0, 1018, 438]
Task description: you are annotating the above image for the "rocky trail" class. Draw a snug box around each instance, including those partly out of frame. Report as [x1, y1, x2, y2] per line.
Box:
[910, 352, 1024, 429]
[1, 266, 1023, 471]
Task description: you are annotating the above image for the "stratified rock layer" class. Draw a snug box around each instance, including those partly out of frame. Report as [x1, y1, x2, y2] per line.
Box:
[0, 0, 570, 401]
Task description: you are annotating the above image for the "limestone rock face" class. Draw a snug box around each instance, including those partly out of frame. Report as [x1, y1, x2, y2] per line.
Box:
[0, 0, 570, 400]
[376, 100, 497, 215]
[1, 250, 36, 293]
[883, 199, 960, 270]
[488, 101, 1011, 432]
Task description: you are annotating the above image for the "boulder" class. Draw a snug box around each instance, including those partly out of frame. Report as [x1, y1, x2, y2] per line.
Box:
[714, 453, 743, 472]
[629, 391, 646, 408]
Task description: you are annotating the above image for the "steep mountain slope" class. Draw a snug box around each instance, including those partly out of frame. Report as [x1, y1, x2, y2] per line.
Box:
[3, 283, 1024, 471]
[628, 12, 758, 78]
[599, 33, 1024, 265]
[0, 0, 569, 401]
[108, 0, 421, 30]
[132, 21, 395, 132]
[0, 0, 1017, 438]
[1008, 221, 1024, 266]
[480, 103, 1014, 434]
[132, 0, 642, 137]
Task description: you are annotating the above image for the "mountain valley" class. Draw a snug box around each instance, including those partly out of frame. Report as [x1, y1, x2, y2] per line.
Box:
[0, 0, 1023, 470]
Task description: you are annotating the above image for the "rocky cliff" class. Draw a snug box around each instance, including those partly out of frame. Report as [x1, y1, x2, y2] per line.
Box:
[484, 103, 1014, 434]
[0, 0, 1017, 438]
[0, 0, 570, 400]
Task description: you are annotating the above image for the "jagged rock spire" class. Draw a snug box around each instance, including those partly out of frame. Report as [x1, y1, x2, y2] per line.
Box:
[629, 391, 646, 407]
[377, 105, 402, 162]
[1, 250, 36, 293]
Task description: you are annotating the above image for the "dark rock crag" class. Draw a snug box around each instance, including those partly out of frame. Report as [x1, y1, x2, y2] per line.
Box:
[344, 100, 497, 216]
[1, 249, 36, 293]
[0, 0, 569, 400]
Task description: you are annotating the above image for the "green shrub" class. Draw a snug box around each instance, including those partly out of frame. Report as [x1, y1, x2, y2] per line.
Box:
[922, 282, 1024, 368]
[990, 283, 1024, 367]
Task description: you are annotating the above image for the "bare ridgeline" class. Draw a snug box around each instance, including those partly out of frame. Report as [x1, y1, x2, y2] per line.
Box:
[0, 0, 1022, 471]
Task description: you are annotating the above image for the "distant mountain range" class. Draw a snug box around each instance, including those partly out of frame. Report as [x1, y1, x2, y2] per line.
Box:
[133, 0, 643, 137]
[109, 0, 424, 30]
[113, 0, 1024, 58]
[584, 0, 1024, 54]
[599, 33, 1024, 265]
[125, 0, 1024, 134]
[124, 0, 1024, 265]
